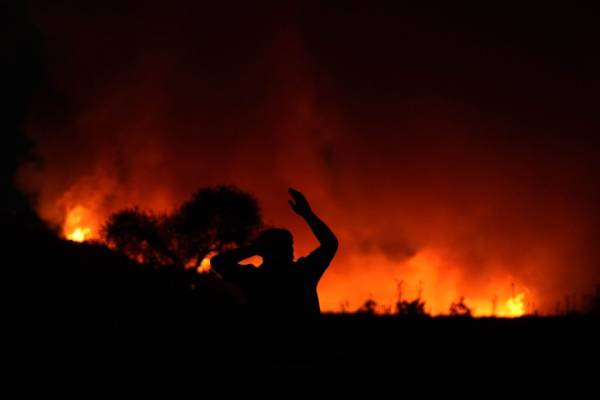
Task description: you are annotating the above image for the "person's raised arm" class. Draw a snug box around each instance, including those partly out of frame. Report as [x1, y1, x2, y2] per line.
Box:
[210, 244, 257, 280]
[288, 188, 338, 278]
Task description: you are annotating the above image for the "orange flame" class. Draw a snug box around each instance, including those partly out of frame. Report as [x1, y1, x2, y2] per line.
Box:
[503, 293, 526, 317]
[59, 203, 535, 316]
[319, 248, 534, 317]
[67, 227, 92, 242]
[64, 205, 98, 243]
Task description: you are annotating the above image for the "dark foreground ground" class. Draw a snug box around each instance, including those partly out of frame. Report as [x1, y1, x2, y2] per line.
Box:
[7, 305, 599, 397]
[5, 233, 599, 397]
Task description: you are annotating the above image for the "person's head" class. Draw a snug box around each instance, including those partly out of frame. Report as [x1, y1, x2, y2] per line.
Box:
[254, 228, 294, 263]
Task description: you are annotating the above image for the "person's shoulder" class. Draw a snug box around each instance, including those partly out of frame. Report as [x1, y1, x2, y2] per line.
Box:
[239, 263, 259, 271]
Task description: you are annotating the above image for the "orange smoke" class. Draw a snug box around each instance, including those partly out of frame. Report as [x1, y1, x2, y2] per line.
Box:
[19, 1, 600, 317]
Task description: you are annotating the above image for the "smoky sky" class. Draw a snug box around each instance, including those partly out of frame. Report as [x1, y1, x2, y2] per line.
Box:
[18, 1, 600, 312]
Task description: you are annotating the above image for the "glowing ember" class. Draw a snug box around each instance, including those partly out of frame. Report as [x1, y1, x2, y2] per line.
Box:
[504, 293, 526, 317]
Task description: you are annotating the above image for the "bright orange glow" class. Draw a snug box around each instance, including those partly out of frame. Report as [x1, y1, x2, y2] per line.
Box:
[57, 202, 537, 316]
[67, 227, 92, 242]
[197, 257, 212, 273]
[64, 206, 98, 243]
[18, 3, 600, 322]
[504, 293, 526, 317]
[318, 248, 534, 317]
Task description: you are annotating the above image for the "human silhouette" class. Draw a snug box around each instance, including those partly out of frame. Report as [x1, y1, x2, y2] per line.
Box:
[210, 188, 338, 360]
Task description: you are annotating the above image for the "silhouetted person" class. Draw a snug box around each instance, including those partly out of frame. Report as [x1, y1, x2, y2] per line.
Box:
[210, 188, 338, 361]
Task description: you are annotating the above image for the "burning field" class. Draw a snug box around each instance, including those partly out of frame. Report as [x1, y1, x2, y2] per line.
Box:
[15, 1, 600, 316]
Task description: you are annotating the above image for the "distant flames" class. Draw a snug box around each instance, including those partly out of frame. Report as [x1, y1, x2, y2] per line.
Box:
[463, 292, 527, 318]
[64, 205, 98, 243]
[504, 293, 526, 317]
[67, 227, 91, 242]
[60, 204, 532, 317]
[381, 249, 532, 317]
[18, 0, 600, 324]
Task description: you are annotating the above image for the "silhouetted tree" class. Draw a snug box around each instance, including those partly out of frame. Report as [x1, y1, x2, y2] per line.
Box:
[102, 186, 262, 269]
[103, 208, 176, 265]
[449, 297, 472, 317]
[172, 185, 262, 268]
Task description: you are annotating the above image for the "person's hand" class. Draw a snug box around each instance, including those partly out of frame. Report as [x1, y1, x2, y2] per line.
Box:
[288, 188, 312, 217]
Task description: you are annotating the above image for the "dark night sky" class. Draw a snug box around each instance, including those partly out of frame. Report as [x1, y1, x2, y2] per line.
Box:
[12, 1, 600, 314]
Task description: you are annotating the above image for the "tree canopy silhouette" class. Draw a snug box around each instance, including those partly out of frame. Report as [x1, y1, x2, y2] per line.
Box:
[102, 186, 262, 269]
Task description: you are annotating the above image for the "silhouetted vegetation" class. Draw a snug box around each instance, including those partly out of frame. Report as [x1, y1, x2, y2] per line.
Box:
[583, 284, 600, 315]
[396, 297, 428, 318]
[357, 297, 378, 315]
[6, 3, 600, 396]
[394, 280, 429, 318]
[449, 297, 473, 317]
[103, 186, 262, 269]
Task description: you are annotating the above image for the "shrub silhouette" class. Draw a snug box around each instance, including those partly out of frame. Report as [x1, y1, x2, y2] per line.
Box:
[394, 280, 428, 317]
[358, 297, 378, 315]
[396, 298, 428, 317]
[102, 208, 176, 265]
[449, 297, 472, 317]
[103, 185, 262, 269]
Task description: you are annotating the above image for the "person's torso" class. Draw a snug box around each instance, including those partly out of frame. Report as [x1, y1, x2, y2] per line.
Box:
[242, 261, 320, 322]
